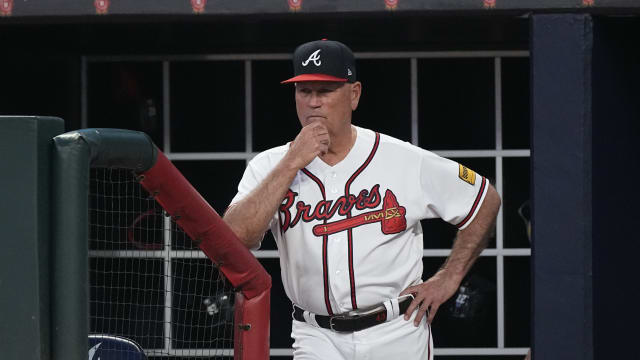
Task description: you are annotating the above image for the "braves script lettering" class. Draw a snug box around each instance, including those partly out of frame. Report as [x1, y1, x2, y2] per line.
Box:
[279, 184, 381, 233]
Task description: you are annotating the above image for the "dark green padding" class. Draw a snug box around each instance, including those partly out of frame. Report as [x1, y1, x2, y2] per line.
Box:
[51, 128, 156, 360]
[0, 116, 64, 360]
[63, 128, 157, 171]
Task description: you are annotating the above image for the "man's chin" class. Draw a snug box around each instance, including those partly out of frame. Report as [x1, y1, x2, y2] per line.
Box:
[303, 117, 325, 125]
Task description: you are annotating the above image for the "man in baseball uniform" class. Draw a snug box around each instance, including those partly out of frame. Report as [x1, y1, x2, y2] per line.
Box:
[224, 39, 501, 359]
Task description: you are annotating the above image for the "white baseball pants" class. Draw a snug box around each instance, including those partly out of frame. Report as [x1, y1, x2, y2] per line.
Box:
[291, 309, 433, 360]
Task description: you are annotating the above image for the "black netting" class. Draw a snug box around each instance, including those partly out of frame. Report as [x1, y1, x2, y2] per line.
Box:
[89, 168, 235, 358]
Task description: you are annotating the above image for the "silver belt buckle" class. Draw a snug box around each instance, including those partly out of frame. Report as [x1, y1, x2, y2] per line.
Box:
[329, 314, 348, 332]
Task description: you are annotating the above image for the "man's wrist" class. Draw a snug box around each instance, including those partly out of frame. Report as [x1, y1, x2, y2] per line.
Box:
[437, 267, 465, 288]
[281, 152, 304, 173]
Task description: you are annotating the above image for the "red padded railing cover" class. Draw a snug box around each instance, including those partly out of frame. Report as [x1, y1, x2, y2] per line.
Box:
[140, 151, 271, 298]
[234, 291, 270, 360]
[139, 151, 271, 360]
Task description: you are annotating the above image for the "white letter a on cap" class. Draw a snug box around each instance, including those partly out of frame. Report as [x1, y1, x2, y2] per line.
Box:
[302, 49, 322, 67]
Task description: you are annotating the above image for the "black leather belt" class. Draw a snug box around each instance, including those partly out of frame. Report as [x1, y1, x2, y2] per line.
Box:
[292, 295, 414, 332]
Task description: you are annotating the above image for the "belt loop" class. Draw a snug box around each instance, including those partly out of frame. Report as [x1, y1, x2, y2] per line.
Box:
[391, 297, 400, 317]
[382, 299, 394, 322]
[306, 310, 320, 328]
[302, 310, 311, 324]
[303, 310, 321, 328]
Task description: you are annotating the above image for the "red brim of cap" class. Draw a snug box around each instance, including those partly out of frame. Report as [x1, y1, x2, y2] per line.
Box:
[281, 73, 348, 84]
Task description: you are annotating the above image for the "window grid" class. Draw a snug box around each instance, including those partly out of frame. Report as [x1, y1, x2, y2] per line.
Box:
[495, 56, 506, 349]
[162, 60, 174, 352]
[163, 60, 171, 153]
[411, 58, 419, 146]
[162, 149, 529, 161]
[82, 49, 531, 357]
[88, 248, 532, 259]
[244, 60, 253, 155]
[163, 215, 173, 351]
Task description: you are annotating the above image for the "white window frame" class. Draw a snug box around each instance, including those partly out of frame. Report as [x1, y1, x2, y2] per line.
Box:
[83, 49, 531, 357]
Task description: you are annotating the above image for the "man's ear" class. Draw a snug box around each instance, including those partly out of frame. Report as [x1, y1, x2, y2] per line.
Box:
[350, 81, 362, 111]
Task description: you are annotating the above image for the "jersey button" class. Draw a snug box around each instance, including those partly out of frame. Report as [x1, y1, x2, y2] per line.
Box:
[335, 270, 341, 275]
[331, 188, 338, 194]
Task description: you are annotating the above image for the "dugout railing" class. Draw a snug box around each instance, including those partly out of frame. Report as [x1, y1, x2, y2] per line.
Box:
[51, 128, 270, 360]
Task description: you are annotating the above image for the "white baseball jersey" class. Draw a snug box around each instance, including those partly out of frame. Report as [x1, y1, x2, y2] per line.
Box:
[231, 126, 488, 316]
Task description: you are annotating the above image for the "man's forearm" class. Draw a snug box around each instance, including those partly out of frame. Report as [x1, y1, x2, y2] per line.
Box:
[223, 158, 299, 248]
[441, 185, 501, 283]
[225, 122, 332, 249]
[400, 184, 502, 324]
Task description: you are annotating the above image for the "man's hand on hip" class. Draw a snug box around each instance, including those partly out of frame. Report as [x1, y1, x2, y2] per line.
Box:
[400, 269, 461, 326]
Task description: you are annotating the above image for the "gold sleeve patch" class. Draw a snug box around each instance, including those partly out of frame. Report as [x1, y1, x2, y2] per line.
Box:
[458, 164, 476, 185]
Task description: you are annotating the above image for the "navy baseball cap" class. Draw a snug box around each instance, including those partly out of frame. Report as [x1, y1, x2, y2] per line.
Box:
[281, 39, 356, 84]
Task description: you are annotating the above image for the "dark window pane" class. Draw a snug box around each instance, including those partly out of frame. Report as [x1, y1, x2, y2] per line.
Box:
[90, 258, 165, 349]
[171, 259, 235, 350]
[88, 62, 164, 149]
[172, 160, 246, 214]
[170, 61, 245, 152]
[0, 57, 77, 124]
[422, 157, 496, 249]
[505, 256, 531, 347]
[150, 358, 233, 360]
[252, 60, 300, 151]
[171, 160, 246, 249]
[437, 356, 527, 360]
[259, 258, 294, 349]
[89, 168, 167, 251]
[502, 58, 530, 149]
[172, 221, 197, 251]
[421, 219, 458, 249]
[503, 157, 531, 248]
[354, 59, 411, 142]
[423, 257, 497, 347]
[260, 230, 278, 251]
[418, 58, 495, 150]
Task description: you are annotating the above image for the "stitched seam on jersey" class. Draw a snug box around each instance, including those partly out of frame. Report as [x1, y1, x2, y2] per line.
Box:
[455, 176, 487, 228]
[344, 132, 381, 310]
[301, 168, 334, 316]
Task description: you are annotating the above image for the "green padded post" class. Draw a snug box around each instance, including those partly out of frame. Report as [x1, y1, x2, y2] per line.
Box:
[0, 116, 64, 360]
[51, 133, 90, 360]
[50, 128, 156, 360]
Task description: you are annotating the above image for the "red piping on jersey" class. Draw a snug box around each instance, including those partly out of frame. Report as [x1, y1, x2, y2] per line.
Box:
[344, 132, 381, 310]
[455, 176, 487, 229]
[300, 168, 334, 316]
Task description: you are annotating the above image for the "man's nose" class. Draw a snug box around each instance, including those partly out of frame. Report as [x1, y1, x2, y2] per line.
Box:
[309, 92, 322, 107]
